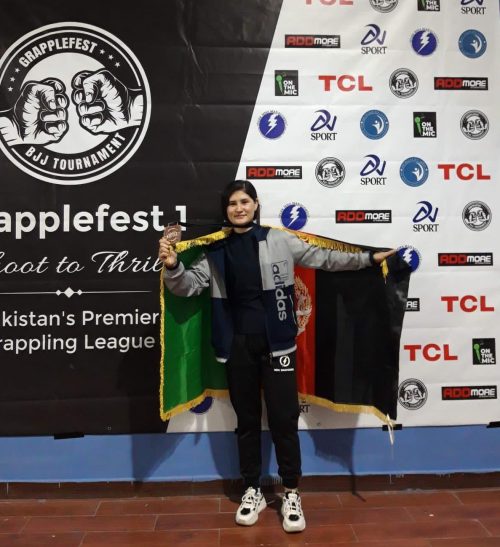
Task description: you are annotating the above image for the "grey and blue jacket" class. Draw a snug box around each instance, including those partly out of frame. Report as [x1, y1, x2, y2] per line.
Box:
[163, 225, 372, 362]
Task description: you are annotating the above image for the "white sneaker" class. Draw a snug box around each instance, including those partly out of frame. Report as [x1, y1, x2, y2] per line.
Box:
[235, 487, 266, 526]
[281, 491, 306, 533]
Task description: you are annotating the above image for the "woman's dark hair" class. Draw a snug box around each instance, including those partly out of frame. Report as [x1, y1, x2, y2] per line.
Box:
[220, 180, 260, 223]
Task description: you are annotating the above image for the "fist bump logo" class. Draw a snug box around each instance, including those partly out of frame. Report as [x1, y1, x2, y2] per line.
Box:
[0, 23, 151, 184]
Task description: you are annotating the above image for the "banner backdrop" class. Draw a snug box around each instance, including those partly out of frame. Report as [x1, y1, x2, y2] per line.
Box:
[0, 0, 498, 435]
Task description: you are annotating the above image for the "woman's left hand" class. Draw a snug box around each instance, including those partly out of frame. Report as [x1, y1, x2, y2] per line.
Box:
[372, 249, 397, 264]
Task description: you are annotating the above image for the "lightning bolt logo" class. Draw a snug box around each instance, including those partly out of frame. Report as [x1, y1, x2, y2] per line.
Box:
[402, 248, 413, 264]
[288, 205, 300, 227]
[259, 111, 286, 139]
[397, 246, 421, 272]
[418, 31, 431, 53]
[266, 113, 278, 135]
[281, 203, 307, 231]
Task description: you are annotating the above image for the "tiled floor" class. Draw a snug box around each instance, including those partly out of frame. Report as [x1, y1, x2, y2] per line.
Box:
[0, 484, 499, 546]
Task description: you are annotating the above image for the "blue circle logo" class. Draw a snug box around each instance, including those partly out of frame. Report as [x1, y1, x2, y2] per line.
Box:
[280, 203, 308, 231]
[190, 397, 213, 414]
[411, 29, 438, 56]
[360, 110, 389, 140]
[258, 111, 286, 139]
[400, 157, 429, 187]
[459, 30, 487, 59]
[397, 246, 421, 272]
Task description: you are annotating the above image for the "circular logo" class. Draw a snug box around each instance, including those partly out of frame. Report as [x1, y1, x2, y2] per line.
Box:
[459, 29, 487, 59]
[400, 157, 429, 187]
[462, 201, 491, 231]
[389, 68, 418, 99]
[460, 110, 489, 140]
[279, 355, 291, 367]
[398, 379, 427, 410]
[258, 111, 286, 139]
[315, 157, 345, 188]
[0, 23, 151, 185]
[294, 275, 312, 335]
[360, 110, 389, 140]
[369, 0, 398, 13]
[189, 397, 213, 415]
[280, 203, 308, 231]
[397, 246, 421, 272]
[411, 29, 438, 56]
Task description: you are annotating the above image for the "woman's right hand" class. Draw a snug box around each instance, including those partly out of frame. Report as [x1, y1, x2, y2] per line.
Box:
[158, 237, 178, 269]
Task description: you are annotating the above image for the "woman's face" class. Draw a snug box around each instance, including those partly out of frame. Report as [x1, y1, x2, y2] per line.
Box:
[226, 190, 258, 226]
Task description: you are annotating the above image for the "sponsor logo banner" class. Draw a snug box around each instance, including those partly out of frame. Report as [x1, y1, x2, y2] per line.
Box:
[442, 386, 497, 400]
[285, 34, 340, 48]
[336, 210, 391, 223]
[434, 77, 488, 90]
[406, 298, 420, 312]
[473, 339, 496, 365]
[246, 166, 302, 179]
[438, 253, 493, 266]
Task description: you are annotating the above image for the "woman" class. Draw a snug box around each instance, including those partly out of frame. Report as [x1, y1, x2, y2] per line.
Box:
[159, 180, 394, 533]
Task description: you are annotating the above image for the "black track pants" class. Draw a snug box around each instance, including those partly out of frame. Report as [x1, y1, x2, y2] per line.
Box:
[225, 334, 301, 489]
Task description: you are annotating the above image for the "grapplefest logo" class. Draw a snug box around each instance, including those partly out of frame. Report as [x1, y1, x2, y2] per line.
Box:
[0, 23, 151, 185]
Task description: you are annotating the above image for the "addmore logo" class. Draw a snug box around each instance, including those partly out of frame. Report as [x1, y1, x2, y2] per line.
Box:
[246, 166, 302, 179]
[285, 35, 340, 48]
[275, 70, 298, 96]
[418, 0, 440, 11]
[406, 298, 420, 312]
[336, 210, 391, 223]
[442, 386, 497, 400]
[434, 77, 488, 90]
[441, 295, 494, 313]
[414, 112, 436, 138]
[461, 0, 486, 15]
[404, 344, 458, 362]
[438, 252, 493, 266]
[398, 378, 427, 410]
[473, 339, 496, 365]
[0, 22, 151, 185]
[319, 75, 372, 92]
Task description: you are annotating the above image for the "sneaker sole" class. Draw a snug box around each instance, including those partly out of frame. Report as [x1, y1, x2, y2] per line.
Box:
[282, 518, 306, 533]
[235, 498, 267, 526]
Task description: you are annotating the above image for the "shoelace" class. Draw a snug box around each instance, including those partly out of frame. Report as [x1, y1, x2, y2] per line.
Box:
[241, 488, 260, 510]
[284, 493, 302, 518]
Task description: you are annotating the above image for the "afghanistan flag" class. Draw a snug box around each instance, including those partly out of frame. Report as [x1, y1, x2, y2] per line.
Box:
[160, 229, 410, 425]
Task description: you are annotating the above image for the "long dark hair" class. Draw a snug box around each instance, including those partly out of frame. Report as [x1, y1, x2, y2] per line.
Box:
[220, 180, 260, 224]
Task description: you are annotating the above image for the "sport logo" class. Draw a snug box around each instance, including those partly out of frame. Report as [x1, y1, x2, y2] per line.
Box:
[400, 157, 429, 187]
[462, 201, 491, 231]
[418, 0, 440, 11]
[442, 386, 497, 400]
[315, 157, 345, 188]
[336, 210, 391, 223]
[411, 29, 438, 56]
[280, 203, 308, 231]
[360, 110, 389, 140]
[460, 110, 489, 140]
[461, 0, 486, 15]
[398, 378, 427, 410]
[397, 246, 421, 272]
[473, 339, 496, 365]
[258, 111, 286, 139]
[438, 252, 493, 266]
[413, 201, 439, 232]
[310, 109, 338, 141]
[459, 29, 487, 58]
[275, 70, 299, 96]
[246, 166, 302, 179]
[285, 35, 340, 48]
[0, 23, 151, 185]
[370, 0, 399, 13]
[414, 112, 436, 138]
[434, 77, 488, 90]
[361, 24, 387, 55]
[390, 69, 418, 98]
[360, 154, 387, 186]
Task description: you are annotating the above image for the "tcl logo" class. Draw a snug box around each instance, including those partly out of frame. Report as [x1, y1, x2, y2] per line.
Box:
[442, 386, 497, 400]
[438, 253, 493, 266]
[437, 163, 490, 181]
[404, 344, 458, 362]
[441, 295, 494, 313]
[319, 75, 372, 92]
[305, 0, 353, 4]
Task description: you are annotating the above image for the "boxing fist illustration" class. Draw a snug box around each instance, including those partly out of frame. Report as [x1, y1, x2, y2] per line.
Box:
[71, 69, 143, 134]
[0, 78, 69, 146]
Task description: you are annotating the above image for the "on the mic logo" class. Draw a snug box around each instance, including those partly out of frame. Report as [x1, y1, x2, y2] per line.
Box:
[418, 0, 440, 11]
[434, 77, 488, 90]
